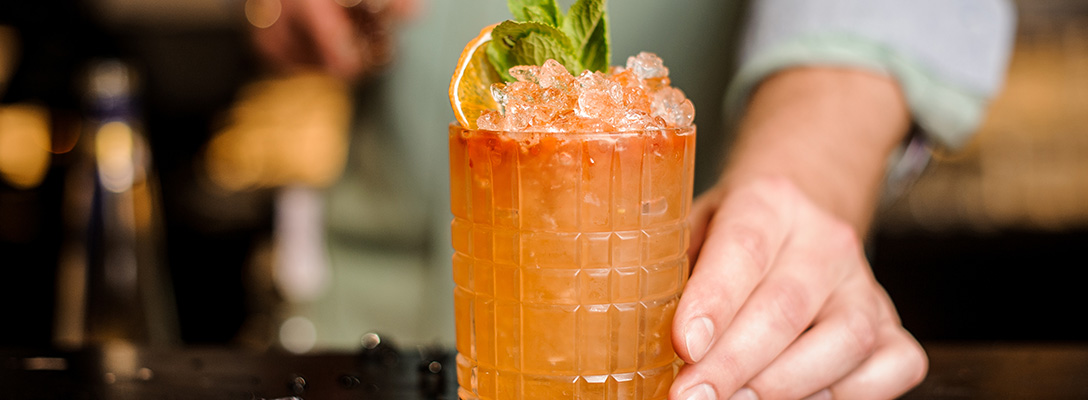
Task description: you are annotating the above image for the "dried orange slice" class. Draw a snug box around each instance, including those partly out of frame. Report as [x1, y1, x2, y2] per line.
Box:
[449, 24, 501, 129]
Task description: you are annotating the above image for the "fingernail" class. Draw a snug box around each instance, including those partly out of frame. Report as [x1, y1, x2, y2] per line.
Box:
[801, 389, 832, 400]
[681, 383, 716, 400]
[728, 387, 759, 400]
[685, 317, 714, 362]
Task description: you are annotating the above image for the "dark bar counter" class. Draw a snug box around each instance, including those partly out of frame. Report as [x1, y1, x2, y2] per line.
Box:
[4, 340, 1088, 399]
[903, 342, 1088, 399]
[1, 335, 454, 400]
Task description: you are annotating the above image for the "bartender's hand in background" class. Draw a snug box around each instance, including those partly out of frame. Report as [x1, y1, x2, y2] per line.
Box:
[670, 68, 928, 400]
[212, 0, 419, 190]
[248, 0, 419, 82]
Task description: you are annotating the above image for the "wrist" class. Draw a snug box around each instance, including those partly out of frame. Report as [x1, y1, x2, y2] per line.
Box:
[721, 67, 910, 233]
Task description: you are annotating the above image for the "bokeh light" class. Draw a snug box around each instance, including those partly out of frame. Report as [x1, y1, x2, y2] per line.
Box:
[279, 316, 317, 354]
[95, 121, 135, 193]
[0, 104, 52, 189]
[245, 0, 282, 29]
[204, 72, 351, 191]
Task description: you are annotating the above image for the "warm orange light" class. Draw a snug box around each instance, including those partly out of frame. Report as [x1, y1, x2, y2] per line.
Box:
[205, 72, 351, 191]
[245, 0, 282, 29]
[0, 104, 52, 189]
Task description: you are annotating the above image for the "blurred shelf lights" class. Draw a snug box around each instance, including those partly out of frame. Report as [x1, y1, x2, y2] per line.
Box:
[0, 104, 52, 189]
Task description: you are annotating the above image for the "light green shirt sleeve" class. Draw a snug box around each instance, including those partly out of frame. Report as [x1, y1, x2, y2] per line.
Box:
[726, 0, 1017, 150]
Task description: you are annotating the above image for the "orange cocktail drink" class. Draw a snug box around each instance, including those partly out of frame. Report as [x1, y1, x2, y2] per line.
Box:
[449, 123, 695, 399]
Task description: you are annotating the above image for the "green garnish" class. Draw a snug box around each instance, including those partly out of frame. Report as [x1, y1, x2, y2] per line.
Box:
[487, 0, 610, 82]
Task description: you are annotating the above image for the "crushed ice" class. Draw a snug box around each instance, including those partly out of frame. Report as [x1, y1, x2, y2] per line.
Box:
[478, 52, 695, 132]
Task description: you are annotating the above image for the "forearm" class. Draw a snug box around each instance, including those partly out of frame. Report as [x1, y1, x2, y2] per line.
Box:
[721, 67, 910, 234]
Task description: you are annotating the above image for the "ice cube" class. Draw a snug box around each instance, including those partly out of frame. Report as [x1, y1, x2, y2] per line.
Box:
[483, 53, 693, 132]
[652, 87, 695, 127]
[538, 59, 571, 89]
[477, 110, 504, 131]
[509, 65, 540, 83]
[626, 52, 669, 80]
[617, 110, 665, 131]
[490, 83, 508, 113]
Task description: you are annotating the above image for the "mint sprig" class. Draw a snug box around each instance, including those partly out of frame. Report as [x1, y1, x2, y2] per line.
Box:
[488, 0, 610, 82]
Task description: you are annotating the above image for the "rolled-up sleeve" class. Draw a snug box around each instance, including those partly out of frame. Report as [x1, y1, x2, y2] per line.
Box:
[726, 0, 1017, 149]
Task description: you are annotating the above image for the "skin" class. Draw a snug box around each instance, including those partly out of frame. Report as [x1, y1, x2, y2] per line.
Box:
[670, 67, 928, 400]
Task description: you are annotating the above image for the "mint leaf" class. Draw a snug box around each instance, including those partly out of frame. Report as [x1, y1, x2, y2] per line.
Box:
[491, 0, 610, 81]
[508, 0, 561, 26]
[523, 5, 561, 27]
[514, 32, 579, 70]
[561, 0, 605, 53]
[566, 0, 609, 74]
[487, 21, 578, 82]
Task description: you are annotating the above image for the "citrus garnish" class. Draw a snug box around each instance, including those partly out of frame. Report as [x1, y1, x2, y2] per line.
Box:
[449, 24, 501, 129]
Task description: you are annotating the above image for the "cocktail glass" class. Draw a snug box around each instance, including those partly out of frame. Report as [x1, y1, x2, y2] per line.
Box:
[449, 123, 696, 399]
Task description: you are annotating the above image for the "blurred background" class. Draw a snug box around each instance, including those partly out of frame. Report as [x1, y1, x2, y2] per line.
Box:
[870, 0, 1088, 342]
[0, 0, 1085, 353]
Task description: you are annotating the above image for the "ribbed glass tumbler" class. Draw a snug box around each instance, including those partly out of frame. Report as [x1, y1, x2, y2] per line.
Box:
[449, 123, 696, 399]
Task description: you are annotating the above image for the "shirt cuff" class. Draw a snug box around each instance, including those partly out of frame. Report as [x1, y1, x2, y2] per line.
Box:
[724, 33, 990, 150]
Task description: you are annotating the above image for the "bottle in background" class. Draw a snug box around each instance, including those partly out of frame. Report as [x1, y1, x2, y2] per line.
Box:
[53, 59, 178, 348]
